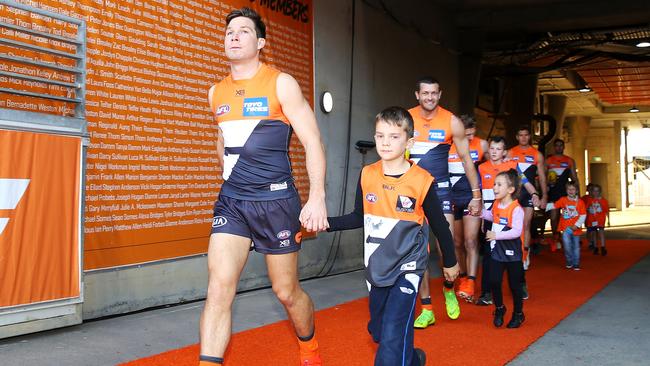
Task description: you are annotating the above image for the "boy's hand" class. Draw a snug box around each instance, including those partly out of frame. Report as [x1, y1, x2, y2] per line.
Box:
[571, 225, 579, 231]
[485, 231, 497, 241]
[443, 263, 460, 282]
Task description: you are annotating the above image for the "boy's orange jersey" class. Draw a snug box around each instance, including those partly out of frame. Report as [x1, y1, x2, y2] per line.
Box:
[555, 196, 586, 235]
[361, 161, 434, 287]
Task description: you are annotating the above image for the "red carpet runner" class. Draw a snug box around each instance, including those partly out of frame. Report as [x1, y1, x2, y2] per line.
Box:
[121, 239, 650, 365]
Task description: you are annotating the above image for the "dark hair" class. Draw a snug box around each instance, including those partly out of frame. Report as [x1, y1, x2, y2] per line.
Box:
[496, 169, 521, 196]
[375, 106, 414, 138]
[460, 114, 476, 129]
[553, 138, 565, 145]
[592, 184, 602, 192]
[415, 76, 440, 92]
[489, 135, 506, 145]
[517, 125, 531, 134]
[226, 7, 266, 39]
[566, 181, 579, 190]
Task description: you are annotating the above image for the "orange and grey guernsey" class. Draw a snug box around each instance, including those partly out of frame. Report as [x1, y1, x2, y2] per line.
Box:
[490, 199, 523, 262]
[408, 105, 453, 182]
[509, 145, 540, 178]
[546, 154, 574, 201]
[361, 161, 434, 287]
[448, 137, 486, 188]
[210, 63, 297, 201]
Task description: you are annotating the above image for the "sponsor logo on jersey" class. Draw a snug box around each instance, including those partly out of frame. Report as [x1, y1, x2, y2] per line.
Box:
[277, 230, 292, 240]
[499, 217, 509, 225]
[270, 182, 288, 191]
[216, 104, 230, 116]
[561, 162, 569, 167]
[365, 193, 378, 203]
[484, 173, 492, 180]
[428, 129, 445, 142]
[525, 155, 535, 163]
[449, 153, 459, 159]
[0, 178, 30, 235]
[243, 97, 269, 117]
[400, 261, 417, 271]
[470, 150, 479, 161]
[235, 89, 245, 97]
[212, 216, 227, 228]
[382, 184, 395, 191]
[396, 195, 416, 213]
[505, 249, 514, 256]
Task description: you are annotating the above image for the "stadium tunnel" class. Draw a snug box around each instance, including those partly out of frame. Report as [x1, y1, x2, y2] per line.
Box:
[1, 0, 650, 347]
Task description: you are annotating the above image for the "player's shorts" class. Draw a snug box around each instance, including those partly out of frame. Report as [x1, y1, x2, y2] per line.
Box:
[211, 195, 303, 254]
[434, 180, 453, 215]
[518, 190, 534, 208]
[587, 225, 604, 233]
[452, 189, 472, 220]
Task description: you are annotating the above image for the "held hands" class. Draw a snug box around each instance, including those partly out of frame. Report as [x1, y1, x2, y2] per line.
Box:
[299, 196, 329, 232]
[531, 194, 541, 208]
[443, 262, 460, 282]
[468, 197, 482, 216]
[539, 196, 548, 210]
[485, 230, 497, 241]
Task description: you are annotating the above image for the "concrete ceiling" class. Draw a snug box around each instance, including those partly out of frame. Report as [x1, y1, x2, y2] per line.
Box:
[433, 0, 650, 123]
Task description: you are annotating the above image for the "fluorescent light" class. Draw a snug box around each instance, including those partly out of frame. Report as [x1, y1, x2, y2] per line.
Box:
[630, 106, 640, 113]
[636, 42, 650, 48]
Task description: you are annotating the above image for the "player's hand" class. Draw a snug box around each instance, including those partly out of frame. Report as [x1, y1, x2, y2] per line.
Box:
[485, 231, 497, 241]
[531, 194, 541, 208]
[443, 262, 460, 282]
[540, 196, 548, 210]
[300, 196, 328, 232]
[468, 198, 482, 216]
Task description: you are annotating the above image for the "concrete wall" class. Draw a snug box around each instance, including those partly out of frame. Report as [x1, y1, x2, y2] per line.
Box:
[82, 0, 463, 318]
[585, 124, 622, 209]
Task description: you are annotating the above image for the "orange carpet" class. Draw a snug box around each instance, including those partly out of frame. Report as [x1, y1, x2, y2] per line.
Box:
[120, 239, 650, 366]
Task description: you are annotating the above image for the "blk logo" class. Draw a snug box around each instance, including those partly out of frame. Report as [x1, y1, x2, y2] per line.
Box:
[0, 179, 30, 235]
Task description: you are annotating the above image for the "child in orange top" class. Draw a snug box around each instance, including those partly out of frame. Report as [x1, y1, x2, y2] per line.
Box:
[549, 182, 586, 270]
[584, 184, 609, 256]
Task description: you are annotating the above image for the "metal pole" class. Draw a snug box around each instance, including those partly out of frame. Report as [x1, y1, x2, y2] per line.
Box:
[624, 126, 630, 208]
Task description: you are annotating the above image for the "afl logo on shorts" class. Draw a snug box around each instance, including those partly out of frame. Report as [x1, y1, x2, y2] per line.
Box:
[216, 104, 230, 116]
[212, 216, 228, 228]
[365, 193, 378, 203]
[277, 230, 292, 240]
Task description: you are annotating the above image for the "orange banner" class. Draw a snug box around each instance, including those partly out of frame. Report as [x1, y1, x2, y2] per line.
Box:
[0, 0, 314, 269]
[0, 129, 81, 308]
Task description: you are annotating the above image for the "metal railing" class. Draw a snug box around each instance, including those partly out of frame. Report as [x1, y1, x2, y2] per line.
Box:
[0, 0, 86, 119]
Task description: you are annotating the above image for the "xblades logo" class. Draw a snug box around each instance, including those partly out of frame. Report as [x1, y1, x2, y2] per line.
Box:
[0, 179, 30, 235]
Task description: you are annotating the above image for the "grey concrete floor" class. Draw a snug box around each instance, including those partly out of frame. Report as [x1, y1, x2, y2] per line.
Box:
[0, 226, 648, 366]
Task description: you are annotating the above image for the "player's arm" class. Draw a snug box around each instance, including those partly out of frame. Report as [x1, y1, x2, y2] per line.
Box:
[537, 151, 548, 207]
[480, 139, 489, 162]
[208, 85, 224, 169]
[327, 173, 363, 231]
[276, 73, 328, 232]
[451, 115, 481, 214]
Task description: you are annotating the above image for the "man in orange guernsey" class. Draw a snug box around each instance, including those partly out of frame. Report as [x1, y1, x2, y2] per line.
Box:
[327, 106, 459, 366]
[476, 136, 538, 305]
[199, 7, 328, 366]
[545, 139, 578, 250]
[448, 115, 488, 302]
[408, 77, 482, 328]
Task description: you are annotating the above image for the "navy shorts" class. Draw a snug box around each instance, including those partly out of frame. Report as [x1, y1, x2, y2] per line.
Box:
[518, 190, 534, 208]
[211, 195, 303, 254]
[452, 189, 472, 220]
[587, 226, 604, 233]
[434, 180, 453, 215]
